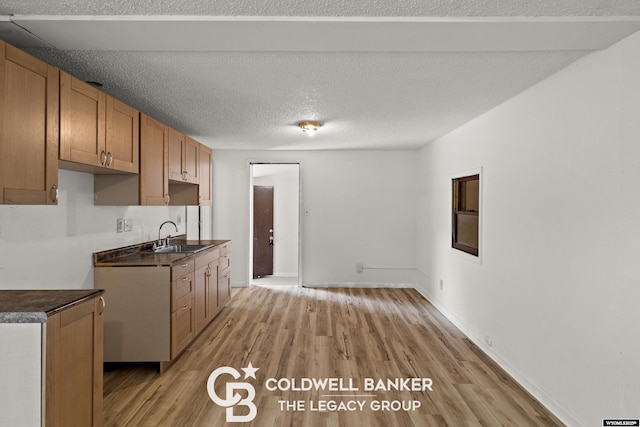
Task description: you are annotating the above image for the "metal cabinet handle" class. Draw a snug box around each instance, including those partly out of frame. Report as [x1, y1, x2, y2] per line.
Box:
[100, 150, 107, 165]
[100, 296, 106, 308]
[182, 171, 188, 181]
[50, 185, 58, 203]
[106, 151, 113, 166]
[165, 194, 170, 205]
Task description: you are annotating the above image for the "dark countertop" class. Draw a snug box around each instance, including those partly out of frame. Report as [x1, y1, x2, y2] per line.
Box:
[93, 237, 230, 267]
[0, 289, 104, 323]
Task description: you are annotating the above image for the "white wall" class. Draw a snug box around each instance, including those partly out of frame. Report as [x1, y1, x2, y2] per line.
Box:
[416, 31, 640, 426]
[213, 150, 418, 287]
[253, 164, 299, 277]
[0, 169, 191, 289]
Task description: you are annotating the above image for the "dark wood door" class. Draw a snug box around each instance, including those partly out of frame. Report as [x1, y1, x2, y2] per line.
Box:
[253, 186, 274, 278]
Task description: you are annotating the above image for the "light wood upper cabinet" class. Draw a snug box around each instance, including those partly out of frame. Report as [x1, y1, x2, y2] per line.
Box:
[168, 129, 199, 183]
[185, 136, 200, 183]
[59, 71, 105, 168]
[60, 71, 139, 173]
[199, 144, 212, 206]
[0, 40, 59, 205]
[168, 128, 185, 181]
[140, 112, 169, 205]
[105, 96, 139, 173]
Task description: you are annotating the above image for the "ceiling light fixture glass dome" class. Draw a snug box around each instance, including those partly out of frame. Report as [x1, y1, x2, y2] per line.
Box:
[298, 120, 321, 136]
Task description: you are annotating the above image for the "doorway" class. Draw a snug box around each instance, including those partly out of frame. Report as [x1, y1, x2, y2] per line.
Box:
[250, 163, 300, 286]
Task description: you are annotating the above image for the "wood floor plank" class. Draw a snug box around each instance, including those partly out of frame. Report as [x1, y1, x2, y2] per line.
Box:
[102, 286, 564, 426]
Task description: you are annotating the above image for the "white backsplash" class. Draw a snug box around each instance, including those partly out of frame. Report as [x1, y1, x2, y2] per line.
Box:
[0, 169, 197, 290]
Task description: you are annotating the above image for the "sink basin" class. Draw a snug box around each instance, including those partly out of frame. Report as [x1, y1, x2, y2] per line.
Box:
[142, 244, 210, 254]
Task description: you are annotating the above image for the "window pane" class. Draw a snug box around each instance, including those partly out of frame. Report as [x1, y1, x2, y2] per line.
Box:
[456, 214, 478, 249]
[461, 179, 479, 212]
[452, 173, 480, 256]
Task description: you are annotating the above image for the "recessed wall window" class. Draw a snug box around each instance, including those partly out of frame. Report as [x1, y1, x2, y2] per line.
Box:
[452, 174, 480, 256]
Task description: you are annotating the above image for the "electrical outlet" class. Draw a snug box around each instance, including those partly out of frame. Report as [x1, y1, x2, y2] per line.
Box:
[356, 263, 364, 273]
[123, 218, 133, 232]
[116, 218, 123, 233]
[439, 279, 444, 290]
[485, 336, 493, 347]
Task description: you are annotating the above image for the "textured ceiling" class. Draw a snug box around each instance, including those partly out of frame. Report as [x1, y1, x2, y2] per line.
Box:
[2, 0, 640, 17]
[2, 1, 640, 150]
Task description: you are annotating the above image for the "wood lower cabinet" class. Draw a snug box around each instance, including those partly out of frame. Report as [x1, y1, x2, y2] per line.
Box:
[195, 247, 220, 333]
[0, 40, 59, 205]
[95, 242, 231, 372]
[46, 295, 104, 427]
[170, 263, 196, 359]
[219, 242, 232, 306]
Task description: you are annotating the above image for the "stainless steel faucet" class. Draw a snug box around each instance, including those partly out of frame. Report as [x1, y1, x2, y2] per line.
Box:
[158, 220, 178, 247]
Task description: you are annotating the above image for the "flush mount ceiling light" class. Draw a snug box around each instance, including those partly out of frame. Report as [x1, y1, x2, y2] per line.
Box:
[298, 120, 321, 136]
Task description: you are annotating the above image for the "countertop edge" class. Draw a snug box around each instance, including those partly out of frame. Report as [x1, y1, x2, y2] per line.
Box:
[0, 289, 105, 324]
[94, 239, 231, 267]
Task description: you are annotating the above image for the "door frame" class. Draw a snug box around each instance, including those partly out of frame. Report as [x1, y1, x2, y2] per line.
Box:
[248, 161, 302, 286]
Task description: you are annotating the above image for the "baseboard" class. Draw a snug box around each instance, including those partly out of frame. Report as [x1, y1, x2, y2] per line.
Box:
[231, 282, 249, 288]
[414, 282, 583, 427]
[271, 272, 298, 278]
[303, 282, 414, 288]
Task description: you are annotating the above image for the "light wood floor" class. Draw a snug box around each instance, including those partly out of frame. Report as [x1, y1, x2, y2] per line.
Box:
[103, 286, 564, 426]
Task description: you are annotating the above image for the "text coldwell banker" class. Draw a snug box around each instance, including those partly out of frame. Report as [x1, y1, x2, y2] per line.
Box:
[264, 377, 434, 392]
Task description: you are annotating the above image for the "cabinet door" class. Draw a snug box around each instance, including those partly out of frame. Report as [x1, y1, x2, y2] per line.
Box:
[169, 131, 199, 183]
[140, 113, 169, 205]
[46, 296, 104, 427]
[60, 71, 106, 167]
[184, 136, 199, 184]
[0, 41, 59, 204]
[198, 144, 212, 206]
[171, 299, 195, 359]
[219, 267, 230, 308]
[195, 265, 208, 333]
[168, 128, 185, 182]
[208, 260, 220, 318]
[106, 96, 139, 173]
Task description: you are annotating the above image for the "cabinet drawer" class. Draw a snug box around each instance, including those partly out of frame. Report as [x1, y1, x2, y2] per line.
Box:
[172, 258, 194, 280]
[219, 267, 230, 281]
[220, 243, 231, 256]
[195, 247, 220, 270]
[171, 300, 194, 358]
[172, 272, 194, 312]
[219, 254, 230, 270]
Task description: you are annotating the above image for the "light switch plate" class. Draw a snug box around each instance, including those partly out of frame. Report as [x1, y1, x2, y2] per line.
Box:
[123, 218, 132, 232]
[116, 218, 123, 233]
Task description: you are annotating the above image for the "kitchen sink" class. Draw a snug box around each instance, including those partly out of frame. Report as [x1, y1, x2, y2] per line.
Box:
[142, 244, 210, 254]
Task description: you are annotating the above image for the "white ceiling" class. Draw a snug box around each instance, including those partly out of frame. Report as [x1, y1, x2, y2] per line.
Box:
[1, 1, 640, 150]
